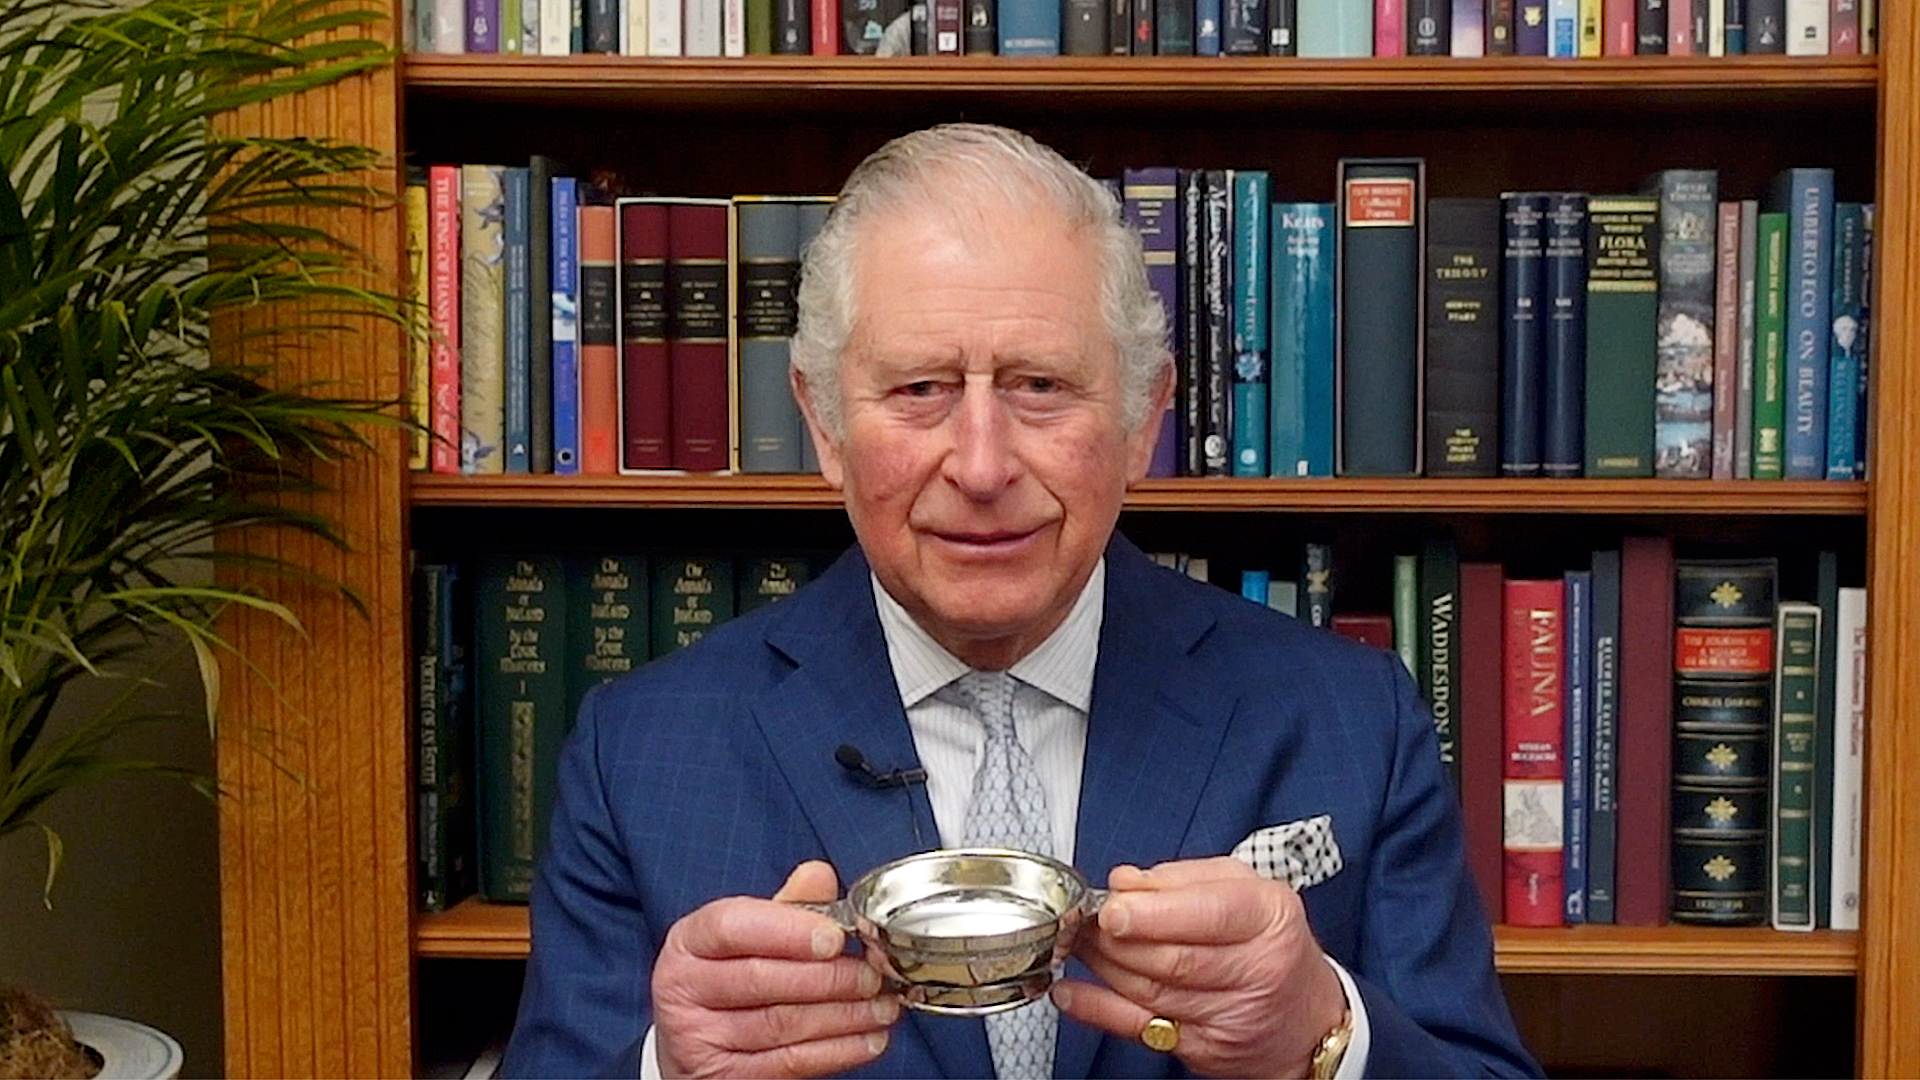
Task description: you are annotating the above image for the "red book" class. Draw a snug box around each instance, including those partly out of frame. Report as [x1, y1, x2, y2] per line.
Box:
[618, 200, 672, 470]
[1330, 613, 1394, 650]
[1459, 562, 1506, 921]
[668, 202, 732, 472]
[1616, 535, 1675, 926]
[1831, 0, 1859, 54]
[1602, 0, 1634, 53]
[427, 165, 462, 474]
[1375, 0, 1407, 53]
[577, 205, 620, 476]
[1503, 578, 1565, 927]
[811, 0, 839, 53]
[1667, 0, 1693, 54]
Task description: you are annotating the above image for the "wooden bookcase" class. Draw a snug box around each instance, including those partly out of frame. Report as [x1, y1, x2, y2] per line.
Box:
[214, 6, 1920, 1075]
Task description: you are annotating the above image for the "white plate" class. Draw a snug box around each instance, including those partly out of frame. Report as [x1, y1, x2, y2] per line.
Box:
[59, 1012, 183, 1080]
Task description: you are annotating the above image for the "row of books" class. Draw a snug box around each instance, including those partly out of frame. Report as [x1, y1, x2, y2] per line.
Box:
[1224, 538, 1866, 929]
[412, 550, 817, 908]
[407, 0, 1878, 57]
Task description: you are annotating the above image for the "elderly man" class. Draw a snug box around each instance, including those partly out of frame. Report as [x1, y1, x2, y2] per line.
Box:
[503, 123, 1537, 1080]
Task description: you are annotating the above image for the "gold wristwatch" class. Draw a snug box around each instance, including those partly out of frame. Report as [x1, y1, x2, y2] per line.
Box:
[1308, 1008, 1354, 1080]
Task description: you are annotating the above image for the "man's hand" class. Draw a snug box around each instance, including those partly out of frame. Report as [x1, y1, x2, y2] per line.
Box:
[1050, 857, 1347, 1079]
[652, 861, 901, 1078]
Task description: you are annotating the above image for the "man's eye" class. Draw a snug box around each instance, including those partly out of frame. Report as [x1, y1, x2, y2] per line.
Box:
[1019, 377, 1058, 393]
[900, 380, 942, 397]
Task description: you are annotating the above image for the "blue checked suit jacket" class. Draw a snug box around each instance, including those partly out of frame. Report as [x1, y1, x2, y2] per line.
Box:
[502, 535, 1540, 1079]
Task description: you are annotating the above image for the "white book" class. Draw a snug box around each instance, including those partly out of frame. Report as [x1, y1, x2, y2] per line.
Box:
[1862, 0, 1875, 53]
[1708, 0, 1725, 55]
[522, 0, 542, 51]
[684, 0, 723, 54]
[723, 0, 747, 54]
[1185, 556, 1210, 583]
[1785, 0, 1827, 54]
[628, 0, 651, 53]
[1548, 0, 1577, 56]
[650, 0, 683, 54]
[541, 0, 572, 52]
[1829, 586, 1867, 930]
[431, 0, 466, 51]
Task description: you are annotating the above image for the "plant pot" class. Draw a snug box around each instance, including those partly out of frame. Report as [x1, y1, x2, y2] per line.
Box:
[58, 1014, 182, 1080]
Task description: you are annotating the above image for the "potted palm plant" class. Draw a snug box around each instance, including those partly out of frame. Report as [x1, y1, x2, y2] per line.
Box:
[1, 0, 397, 1074]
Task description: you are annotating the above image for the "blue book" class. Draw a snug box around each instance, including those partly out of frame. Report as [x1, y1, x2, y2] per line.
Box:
[551, 176, 581, 476]
[1587, 549, 1620, 924]
[1515, 0, 1548, 53]
[1500, 193, 1547, 476]
[1231, 172, 1270, 478]
[1563, 568, 1593, 925]
[1542, 193, 1587, 478]
[1856, 206, 1873, 477]
[1196, 0, 1223, 52]
[1547, 0, 1577, 54]
[1240, 568, 1270, 605]
[998, 0, 1062, 53]
[1826, 202, 1866, 480]
[1122, 168, 1182, 479]
[502, 166, 532, 473]
[1768, 167, 1834, 480]
[1297, 0, 1370, 55]
[1269, 202, 1336, 478]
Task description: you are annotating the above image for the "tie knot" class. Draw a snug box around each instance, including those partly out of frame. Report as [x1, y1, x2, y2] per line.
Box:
[953, 669, 1017, 733]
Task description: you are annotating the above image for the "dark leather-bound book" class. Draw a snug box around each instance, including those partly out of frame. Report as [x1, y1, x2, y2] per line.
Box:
[475, 553, 569, 902]
[1670, 558, 1777, 925]
[667, 201, 733, 472]
[1179, 169, 1207, 474]
[738, 555, 816, 614]
[964, 0, 995, 51]
[1583, 195, 1660, 477]
[1202, 169, 1232, 476]
[1420, 537, 1462, 789]
[1541, 192, 1588, 478]
[1224, 0, 1268, 52]
[1484, 0, 1515, 52]
[1063, 0, 1107, 52]
[564, 554, 649, 727]
[1636, 0, 1666, 52]
[1615, 535, 1674, 926]
[1337, 158, 1424, 477]
[651, 555, 737, 659]
[1747, 0, 1783, 51]
[1424, 197, 1501, 477]
[1155, 0, 1192, 51]
[778, 0, 813, 50]
[527, 154, 559, 473]
[1499, 192, 1547, 476]
[414, 561, 476, 913]
[1268, 0, 1296, 51]
[616, 199, 672, 470]
[1409, 0, 1450, 51]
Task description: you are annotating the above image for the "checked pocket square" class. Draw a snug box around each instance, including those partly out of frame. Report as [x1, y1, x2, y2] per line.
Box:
[1230, 814, 1343, 891]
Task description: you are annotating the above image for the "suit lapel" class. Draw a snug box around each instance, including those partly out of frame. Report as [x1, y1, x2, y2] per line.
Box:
[1056, 536, 1239, 1080]
[749, 548, 992, 1079]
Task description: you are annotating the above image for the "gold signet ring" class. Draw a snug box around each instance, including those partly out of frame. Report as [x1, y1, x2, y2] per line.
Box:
[1140, 1015, 1180, 1053]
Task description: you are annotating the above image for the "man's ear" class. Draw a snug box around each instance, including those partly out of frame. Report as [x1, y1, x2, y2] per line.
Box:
[790, 366, 845, 489]
[1125, 358, 1176, 484]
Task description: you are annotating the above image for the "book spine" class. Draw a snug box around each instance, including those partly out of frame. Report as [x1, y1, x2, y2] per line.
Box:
[1503, 577, 1566, 928]
[736, 201, 805, 474]
[1582, 196, 1660, 478]
[1134, 0, 1158, 52]
[1635, 0, 1665, 51]
[500, 0, 522, 50]
[668, 202, 732, 472]
[1296, 0, 1371, 54]
[1180, 170, 1206, 475]
[1110, 0, 1131, 54]
[1769, 169, 1834, 479]
[1157, 0, 1194, 52]
[475, 554, 568, 902]
[406, 178, 432, 471]
[578, 204, 620, 475]
[1771, 601, 1821, 930]
[414, 561, 448, 910]
[651, 555, 737, 658]
[1734, 200, 1758, 479]
[1812, 550, 1839, 923]
[1785, 0, 1825, 53]
[1587, 549, 1621, 923]
[586, 0, 620, 48]
[1195, 0, 1222, 52]
[1485, 0, 1515, 51]
[734, 0, 759, 53]
[1602, 0, 1634, 49]
[1710, 202, 1740, 479]
[1616, 534, 1674, 926]
[1460, 561, 1506, 920]
[1826, 202, 1865, 479]
[1548, 0, 1576, 54]
[779, 0, 813, 49]
[1752, 211, 1789, 479]
[1578, 0, 1601, 51]
[551, 177, 581, 475]
[1269, 0, 1299, 52]
[1202, 170, 1232, 476]
[563, 554, 649, 726]
[527, 158, 555, 472]
[617, 201, 672, 470]
[1269, 203, 1336, 478]
[1241, 570, 1270, 605]
[931, 0, 962, 49]
[428, 166, 462, 473]
[1665, 0, 1691, 51]
[425, 0, 466, 50]
[1123, 168, 1182, 479]
[1450, 0, 1483, 53]
[998, 0, 1062, 52]
[540, 0, 572, 50]
[1374, 0, 1405, 53]
[1563, 569, 1592, 924]
[1337, 159, 1424, 477]
[650, 0, 682, 51]
[1423, 197, 1501, 478]
[624, 0, 648, 53]
[1223, 0, 1268, 52]
[1541, 193, 1587, 478]
[1649, 169, 1717, 479]
[1748, 0, 1783, 48]
[502, 167, 532, 473]
[1064, 0, 1109, 51]
[1711, 0, 1729, 50]
[820, 0, 846, 49]
[1671, 558, 1777, 925]
[1829, 585, 1866, 929]
[1855, 206, 1873, 478]
[468, 0, 501, 49]
[1420, 538, 1462, 789]
[460, 164, 507, 475]
[796, 204, 830, 475]
[737, 554, 815, 614]
[684, 0, 723, 53]
[1301, 541, 1334, 628]
[1232, 171, 1271, 478]
[1500, 192, 1547, 476]
[1516, 0, 1548, 51]
[1393, 554, 1419, 676]
[1410, 0, 1451, 52]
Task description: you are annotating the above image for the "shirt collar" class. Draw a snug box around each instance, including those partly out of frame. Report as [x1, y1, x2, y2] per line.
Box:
[872, 558, 1104, 713]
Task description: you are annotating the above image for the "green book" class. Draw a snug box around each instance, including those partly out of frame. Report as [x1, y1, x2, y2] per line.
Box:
[737, 554, 813, 615]
[1752, 211, 1789, 480]
[565, 554, 649, 727]
[1417, 538, 1460, 789]
[474, 554, 569, 903]
[413, 561, 475, 913]
[1771, 601, 1821, 931]
[1582, 196, 1660, 477]
[651, 555, 736, 659]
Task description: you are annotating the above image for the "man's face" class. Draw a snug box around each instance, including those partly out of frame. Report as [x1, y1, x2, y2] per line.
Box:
[798, 201, 1167, 670]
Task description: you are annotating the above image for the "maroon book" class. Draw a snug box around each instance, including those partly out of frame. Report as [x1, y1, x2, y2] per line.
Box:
[668, 201, 732, 472]
[1459, 561, 1506, 922]
[618, 200, 672, 470]
[1330, 613, 1394, 651]
[1615, 535, 1675, 926]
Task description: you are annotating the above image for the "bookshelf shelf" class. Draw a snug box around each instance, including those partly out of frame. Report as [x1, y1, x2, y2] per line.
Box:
[415, 897, 1860, 974]
[408, 473, 1869, 515]
[400, 55, 1877, 112]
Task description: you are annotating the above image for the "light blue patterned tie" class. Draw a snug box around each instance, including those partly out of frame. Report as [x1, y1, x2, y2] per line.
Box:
[954, 669, 1057, 1080]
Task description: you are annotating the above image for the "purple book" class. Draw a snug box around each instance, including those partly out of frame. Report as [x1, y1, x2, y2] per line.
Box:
[1123, 167, 1181, 479]
[466, 0, 499, 50]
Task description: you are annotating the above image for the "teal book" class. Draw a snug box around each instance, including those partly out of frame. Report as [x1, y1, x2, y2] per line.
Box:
[414, 561, 475, 912]
[738, 554, 813, 614]
[1767, 167, 1835, 479]
[1825, 202, 1866, 479]
[502, 166, 532, 473]
[474, 554, 568, 902]
[736, 199, 806, 473]
[564, 554, 648, 728]
[1297, 0, 1371, 54]
[651, 555, 737, 658]
[1268, 202, 1335, 478]
[1231, 171, 1270, 478]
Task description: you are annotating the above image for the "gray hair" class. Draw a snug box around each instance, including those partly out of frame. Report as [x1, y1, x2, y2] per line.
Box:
[790, 123, 1170, 440]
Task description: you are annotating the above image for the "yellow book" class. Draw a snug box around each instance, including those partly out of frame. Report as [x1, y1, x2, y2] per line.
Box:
[1578, 0, 1601, 55]
[406, 180, 431, 471]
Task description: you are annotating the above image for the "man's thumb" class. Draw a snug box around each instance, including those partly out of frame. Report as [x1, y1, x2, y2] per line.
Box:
[772, 858, 841, 904]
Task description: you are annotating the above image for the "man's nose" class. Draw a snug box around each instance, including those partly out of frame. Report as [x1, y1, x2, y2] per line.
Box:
[942, 379, 1020, 497]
